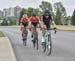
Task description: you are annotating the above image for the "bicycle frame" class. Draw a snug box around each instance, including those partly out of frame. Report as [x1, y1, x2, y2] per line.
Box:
[42, 29, 52, 55]
[22, 27, 28, 46]
[45, 30, 51, 48]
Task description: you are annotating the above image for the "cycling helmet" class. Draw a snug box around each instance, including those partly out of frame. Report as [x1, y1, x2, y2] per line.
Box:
[23, 14, 28, 18]
[44, 10, 51, 16]
[31, 13, 36, 17]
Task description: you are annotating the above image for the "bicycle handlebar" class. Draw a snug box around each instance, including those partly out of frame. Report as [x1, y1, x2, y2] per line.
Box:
[23, 26, 57, 30]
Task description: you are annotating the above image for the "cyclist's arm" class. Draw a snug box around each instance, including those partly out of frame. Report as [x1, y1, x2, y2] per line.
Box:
[28, 17, 32, 31]
[20, 18, 24, 31]
[40, 15, 47, 29]
[37, 16, 42, 28]
[50, 16, 57, 31]
[50, 16, 53, 24]
[20, 18, 23, 26]
[40, 15, 44, 25]
[28, 17, 31, 27]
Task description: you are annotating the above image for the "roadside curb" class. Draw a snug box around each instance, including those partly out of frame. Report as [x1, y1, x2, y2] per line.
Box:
[0, 37, 17, 61]
[6, 37, 17, 61]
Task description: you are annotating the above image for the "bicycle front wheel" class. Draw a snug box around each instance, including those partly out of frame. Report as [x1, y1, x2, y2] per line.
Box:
[23, 39, 27, 46]
[42, 42, 46, 52]
[47, 34, 52, 55]
[36, 39, 38, 50]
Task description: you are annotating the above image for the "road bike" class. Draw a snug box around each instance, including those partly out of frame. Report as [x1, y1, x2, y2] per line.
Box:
[22, 27, 28, 46]
[31, 26, 39, 50]
[42, 29, 52, 56]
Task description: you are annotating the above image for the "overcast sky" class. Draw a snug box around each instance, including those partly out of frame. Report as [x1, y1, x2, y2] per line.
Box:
[0, 0, 75, 16]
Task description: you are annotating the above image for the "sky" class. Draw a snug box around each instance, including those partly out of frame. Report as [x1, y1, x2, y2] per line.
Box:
[0, 0, 75, 16]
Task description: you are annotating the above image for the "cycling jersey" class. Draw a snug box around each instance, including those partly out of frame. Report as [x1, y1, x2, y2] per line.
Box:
[29, 16, 40, 27]
[21, 18, 29, 27]
[42, 15, 52, 29]
[29, 16, 40, 23]
[21, 17, 29, 23]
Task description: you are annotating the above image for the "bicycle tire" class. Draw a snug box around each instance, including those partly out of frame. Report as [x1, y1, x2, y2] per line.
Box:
[33, 31, 39, 50]
[22, 28, 28, 46]
[43, 42, 46, 52]
[36, 39, 38, 50]
[41, 30, 46, 53]
[48, 34, 52, 55]
[23, 39, 27, 46]
[33, 40, 36, 48]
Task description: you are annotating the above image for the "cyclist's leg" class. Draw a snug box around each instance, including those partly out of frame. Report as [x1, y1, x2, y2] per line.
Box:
[30, 23, 34, 43]
[23, 22, 28, 39]
[30, 23, 34, 38]
[25, 28, 28, 40]
[22, 22, 28, 45]
[41, 29, 45, 44]
[31, 23, 39, 49]
[22, 27, 24, 40]
[31, 22, 38, 41]
[22, 27, 27, 40]
[41, 25, 46, 45]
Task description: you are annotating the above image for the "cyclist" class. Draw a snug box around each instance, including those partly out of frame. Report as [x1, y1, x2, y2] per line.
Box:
[20, 14, 29, 43]
[41, 10, 56, 45]
[28, 13, 41, 43]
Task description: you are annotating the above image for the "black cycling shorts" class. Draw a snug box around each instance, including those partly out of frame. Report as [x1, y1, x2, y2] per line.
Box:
[22, 22, 28, 27]
[31, 22, 38, 27]
[43, 21, 51, 30]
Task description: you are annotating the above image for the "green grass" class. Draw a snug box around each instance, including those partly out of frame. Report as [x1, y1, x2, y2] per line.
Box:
[56, 25, 75, 31]
[0, 31, 5, 37]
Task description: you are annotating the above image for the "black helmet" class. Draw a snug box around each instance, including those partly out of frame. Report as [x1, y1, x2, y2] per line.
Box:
[44, 10, 50, 16]
[31, 13, 36, 17]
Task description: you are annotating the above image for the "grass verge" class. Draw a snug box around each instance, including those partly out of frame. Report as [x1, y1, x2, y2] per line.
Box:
[56, 25, 75, 31]
[0, 31, 5, 37]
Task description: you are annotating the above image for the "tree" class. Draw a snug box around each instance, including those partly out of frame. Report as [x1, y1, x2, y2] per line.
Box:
[65, 16, 71, 25]
[55, 8, 62, 25]
[19, 8, 41, 24]
[34, 8, 41, 16]
[54, 2, 66, 16]
[54, 2, 66, 25]
[26, 7, 41, 17]
[71, 10, 75, 25]
[40, 1, 52, 13]
[19, 8, 27, 24]
[7, 17, 18, 25]
[26, 7, 34, 17]
[1, 18, 8, 26]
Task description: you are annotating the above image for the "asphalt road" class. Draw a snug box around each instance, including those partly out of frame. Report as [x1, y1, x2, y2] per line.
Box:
[0, 27, 75, 61]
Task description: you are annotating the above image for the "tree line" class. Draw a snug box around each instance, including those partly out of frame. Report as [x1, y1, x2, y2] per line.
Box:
[0, 1, 75, 26]
[19, 1, 75, 25]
